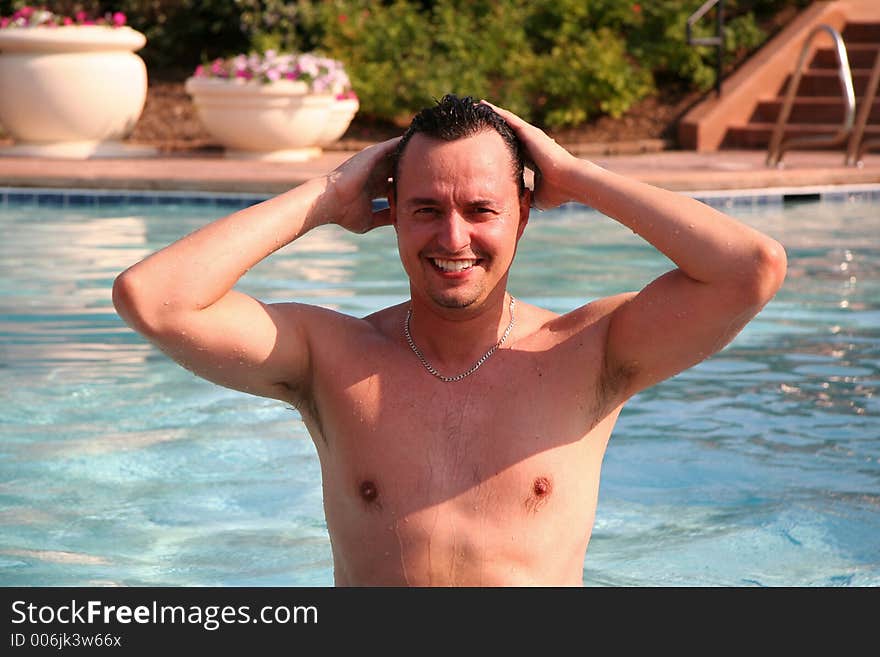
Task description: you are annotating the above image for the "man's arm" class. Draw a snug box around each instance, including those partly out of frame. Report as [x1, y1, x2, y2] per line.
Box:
[487, 102, 787, 400]
[112, 138, 399, 402]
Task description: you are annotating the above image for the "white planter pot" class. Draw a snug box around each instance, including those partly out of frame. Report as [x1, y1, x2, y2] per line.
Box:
[318, 97, 360, 147]
[185, 76, 357, 161]
[0, 26, 153, 159]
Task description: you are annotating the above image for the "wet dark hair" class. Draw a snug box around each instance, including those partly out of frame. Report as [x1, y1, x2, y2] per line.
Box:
[392, 94, 526, 196]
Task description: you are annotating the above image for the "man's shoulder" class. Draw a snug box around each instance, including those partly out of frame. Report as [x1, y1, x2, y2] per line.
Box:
[269, 299, 404, 342]
[363, 302, 408, 328]
[539, 292, 637, 334]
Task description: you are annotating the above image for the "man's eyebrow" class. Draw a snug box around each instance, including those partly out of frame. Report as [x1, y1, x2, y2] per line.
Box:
[403, 197, 502, 207]
[404, 197, 441, 206]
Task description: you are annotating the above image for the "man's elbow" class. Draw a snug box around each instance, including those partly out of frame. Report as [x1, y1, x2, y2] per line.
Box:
[745, 238, 788, 306]
[112, 269, 165, 338]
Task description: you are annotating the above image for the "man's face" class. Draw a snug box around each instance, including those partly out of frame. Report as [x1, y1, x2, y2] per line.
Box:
[390, 130, 530, 313]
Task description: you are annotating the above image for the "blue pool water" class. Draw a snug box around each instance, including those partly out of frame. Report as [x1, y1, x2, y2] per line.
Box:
[1, 188, 878, 586]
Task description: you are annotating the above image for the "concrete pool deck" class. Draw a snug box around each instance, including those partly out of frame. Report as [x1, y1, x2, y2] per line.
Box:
[1, 147, 879, 196]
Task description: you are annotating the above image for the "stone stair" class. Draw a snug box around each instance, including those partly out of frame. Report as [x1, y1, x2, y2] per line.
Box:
[721, 20, 880, 149]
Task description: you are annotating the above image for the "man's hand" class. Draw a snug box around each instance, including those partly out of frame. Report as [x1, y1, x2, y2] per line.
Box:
[312, 136, 401, 233]
[481, 101, 579, 211]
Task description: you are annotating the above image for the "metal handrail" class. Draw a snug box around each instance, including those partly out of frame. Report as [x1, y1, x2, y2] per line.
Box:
[766, 24, 855, 168]
[845, 46, 880, 166]
[687, 0, 726, 97]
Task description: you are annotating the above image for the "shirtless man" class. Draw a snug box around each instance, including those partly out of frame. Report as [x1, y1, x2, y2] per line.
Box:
[113, 94, 787, 586]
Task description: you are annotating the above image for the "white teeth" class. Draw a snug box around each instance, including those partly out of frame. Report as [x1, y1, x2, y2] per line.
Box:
[432, 258, 477, 272]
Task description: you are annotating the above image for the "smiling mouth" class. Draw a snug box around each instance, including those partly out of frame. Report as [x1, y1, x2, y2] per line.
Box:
[430, 258, 480, 273]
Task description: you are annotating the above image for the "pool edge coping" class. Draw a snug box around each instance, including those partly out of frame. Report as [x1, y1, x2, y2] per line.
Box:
[3, 183, 879, 210]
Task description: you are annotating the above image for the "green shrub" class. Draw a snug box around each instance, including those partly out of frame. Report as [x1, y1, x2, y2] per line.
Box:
[121, 1, 250, 77]
[530, 28, 653, 128]
[305, 0, 535, 125]
[237, 0, 302, 54]
[725, 11, 767, 60]
[306, 0, 655, 128]
[626, 0, 718, 91]
[0, 0, 811, 129]
[303, 0, 432, 125]
[418, 0, 537, 120]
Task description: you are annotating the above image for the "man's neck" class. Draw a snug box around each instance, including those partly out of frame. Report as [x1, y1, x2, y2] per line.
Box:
[405, 290, 514, 370]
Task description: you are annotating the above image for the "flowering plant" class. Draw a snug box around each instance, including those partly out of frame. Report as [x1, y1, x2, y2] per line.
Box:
[0, 6, 127, 29]
[194, 50, 356, 99]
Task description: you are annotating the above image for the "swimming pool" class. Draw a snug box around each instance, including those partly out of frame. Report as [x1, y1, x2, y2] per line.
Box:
[1, 187, 877, 586]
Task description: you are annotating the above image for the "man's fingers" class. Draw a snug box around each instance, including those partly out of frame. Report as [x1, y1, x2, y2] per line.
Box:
[366, 137, 401, 185]
[368, 136, 402, 162]
[480, 99, 515, 122]
[480, 99, 533, 132]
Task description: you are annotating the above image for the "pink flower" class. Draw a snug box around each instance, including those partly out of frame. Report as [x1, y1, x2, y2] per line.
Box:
[193, 52, 354, 93]
[1, 7, 129, 29]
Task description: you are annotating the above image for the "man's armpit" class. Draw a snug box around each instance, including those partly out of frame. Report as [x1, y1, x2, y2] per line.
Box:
[591, 292, 641, 408]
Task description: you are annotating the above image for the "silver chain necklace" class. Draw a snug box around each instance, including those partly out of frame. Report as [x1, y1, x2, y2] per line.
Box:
[403, 296, 516, 383]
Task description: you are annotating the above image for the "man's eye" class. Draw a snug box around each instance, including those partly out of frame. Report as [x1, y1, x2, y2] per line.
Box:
[414, 207, 436, 215]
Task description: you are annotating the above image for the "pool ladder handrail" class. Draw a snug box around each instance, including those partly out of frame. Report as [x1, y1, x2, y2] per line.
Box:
[687, 0, 726, 98]
[845, 46, 880, 167]
[766, 24, 855, 168]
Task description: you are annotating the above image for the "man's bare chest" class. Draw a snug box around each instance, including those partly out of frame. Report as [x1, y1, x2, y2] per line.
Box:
[308, 345, 612, 496]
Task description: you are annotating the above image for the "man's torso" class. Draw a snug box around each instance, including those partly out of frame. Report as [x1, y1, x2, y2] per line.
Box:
[288, 299, 627, 586]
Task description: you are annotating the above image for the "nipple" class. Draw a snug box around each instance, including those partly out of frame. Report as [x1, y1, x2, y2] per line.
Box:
[359, 480, 379, 504]
[525, 476, 552, 513]
[533, 477, 551, 497]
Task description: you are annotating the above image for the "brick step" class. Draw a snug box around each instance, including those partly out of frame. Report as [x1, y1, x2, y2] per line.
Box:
[812, 44, 880, 69]
[842, 22, 880, 44]
[779, 69, 877, 96]
[722, 122, 880, 149]
[751, 97, 880, 123]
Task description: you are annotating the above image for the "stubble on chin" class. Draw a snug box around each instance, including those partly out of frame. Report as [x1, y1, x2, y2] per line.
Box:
[428, 292, 479, 310]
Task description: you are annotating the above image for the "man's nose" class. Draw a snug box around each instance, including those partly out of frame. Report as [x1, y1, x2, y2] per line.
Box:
[436, 211, 470, 252]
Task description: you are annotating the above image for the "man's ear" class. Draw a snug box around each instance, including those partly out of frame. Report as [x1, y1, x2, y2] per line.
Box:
[517, 188, 531, 240]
